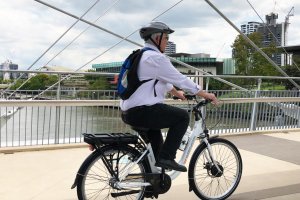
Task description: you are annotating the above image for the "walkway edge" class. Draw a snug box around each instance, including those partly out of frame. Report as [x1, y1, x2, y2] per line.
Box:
[0, 143, 87, 154]
[1, 128, 299, 154]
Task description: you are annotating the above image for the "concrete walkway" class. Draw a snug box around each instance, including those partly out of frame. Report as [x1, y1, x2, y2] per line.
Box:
[0, 130, 300, 200]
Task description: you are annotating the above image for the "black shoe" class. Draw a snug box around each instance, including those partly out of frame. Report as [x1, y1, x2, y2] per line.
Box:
[155, 158, 187, 172]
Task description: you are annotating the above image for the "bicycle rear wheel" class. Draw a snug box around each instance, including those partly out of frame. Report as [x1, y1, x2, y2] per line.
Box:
[188, 137, 242, 200]
[76, 145, 149, 200]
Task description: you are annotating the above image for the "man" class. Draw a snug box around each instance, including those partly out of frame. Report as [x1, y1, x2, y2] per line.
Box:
[120, 21, 218, 172]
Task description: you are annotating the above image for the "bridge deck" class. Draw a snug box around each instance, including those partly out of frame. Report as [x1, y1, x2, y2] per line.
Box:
[0, 130, 300, 200]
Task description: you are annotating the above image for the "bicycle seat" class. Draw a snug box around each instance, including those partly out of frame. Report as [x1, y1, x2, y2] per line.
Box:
[131, 126, 149, 132]
[131, 126, 150, 143]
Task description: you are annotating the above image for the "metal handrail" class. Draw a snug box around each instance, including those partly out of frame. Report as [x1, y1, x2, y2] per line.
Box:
[0, 97, 299, 107]
[1, 69, 300, 80]
[0, 97, 299, 148]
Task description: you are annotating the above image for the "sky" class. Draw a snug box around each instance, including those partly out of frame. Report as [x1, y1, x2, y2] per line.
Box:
[0, 0, 299, 71]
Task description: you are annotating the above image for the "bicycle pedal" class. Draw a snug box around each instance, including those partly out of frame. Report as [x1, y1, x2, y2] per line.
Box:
[156, 167, 172, 172]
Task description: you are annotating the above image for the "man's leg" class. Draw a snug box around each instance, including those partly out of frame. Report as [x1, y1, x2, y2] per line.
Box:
[121, 104, 189, 171]
[147, 129, 163, 160]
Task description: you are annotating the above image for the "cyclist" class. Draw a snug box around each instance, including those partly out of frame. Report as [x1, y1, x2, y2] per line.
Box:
[120, 21, 218, 172]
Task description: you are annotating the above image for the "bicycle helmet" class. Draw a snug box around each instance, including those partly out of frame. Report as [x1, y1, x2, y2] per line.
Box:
[139, 21, 174, 41]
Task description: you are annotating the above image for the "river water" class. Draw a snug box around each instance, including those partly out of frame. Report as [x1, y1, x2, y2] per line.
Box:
[0, 104, 297, 147]
[0, 106, 129, 147]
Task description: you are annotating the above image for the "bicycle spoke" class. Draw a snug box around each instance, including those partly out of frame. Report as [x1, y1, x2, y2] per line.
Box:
[78, 146, 146, 200]
[190, 139, 242, 199]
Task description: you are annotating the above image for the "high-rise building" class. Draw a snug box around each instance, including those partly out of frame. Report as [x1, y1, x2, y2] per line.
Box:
[257, 13, 284, 47]
[165, 41, 176, 54]
[240, 13, 290, 66]
[256, 13, 285, 65]
[0, 60, 19, 80]
[241, 21, 261, 35]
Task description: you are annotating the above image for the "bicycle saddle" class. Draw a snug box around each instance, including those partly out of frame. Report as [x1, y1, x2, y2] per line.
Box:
[131, 126, 150, 143]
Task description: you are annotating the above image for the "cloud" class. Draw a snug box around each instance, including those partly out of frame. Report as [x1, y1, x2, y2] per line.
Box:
[1, 0, 300, 70]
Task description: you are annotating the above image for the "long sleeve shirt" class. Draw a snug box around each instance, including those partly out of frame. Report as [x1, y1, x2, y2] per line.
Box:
[120, 43, 202, 111]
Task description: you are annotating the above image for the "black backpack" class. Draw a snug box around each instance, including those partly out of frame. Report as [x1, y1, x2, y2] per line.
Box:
[117, 47, 154, 100]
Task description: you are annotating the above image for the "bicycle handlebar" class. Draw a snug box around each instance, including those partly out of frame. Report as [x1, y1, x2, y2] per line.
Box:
[172, 94, 211, 110]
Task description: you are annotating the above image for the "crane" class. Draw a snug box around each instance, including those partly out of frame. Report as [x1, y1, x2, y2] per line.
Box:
[284, 6, 294, 46]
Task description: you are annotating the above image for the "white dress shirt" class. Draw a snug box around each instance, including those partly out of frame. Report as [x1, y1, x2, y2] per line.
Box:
[120, 43, 202, 111]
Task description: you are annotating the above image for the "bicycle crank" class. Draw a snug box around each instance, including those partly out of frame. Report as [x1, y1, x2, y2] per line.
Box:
[111, 190, 140, 197]
[145, 173, 172, 195]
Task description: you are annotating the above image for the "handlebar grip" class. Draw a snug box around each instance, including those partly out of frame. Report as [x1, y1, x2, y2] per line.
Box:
[172, 94, 196, 100]
[184, 94, 196, 100]
[204, 99, 212, 104]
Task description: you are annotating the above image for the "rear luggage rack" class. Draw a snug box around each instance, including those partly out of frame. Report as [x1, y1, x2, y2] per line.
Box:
[83, 133, 139, 146]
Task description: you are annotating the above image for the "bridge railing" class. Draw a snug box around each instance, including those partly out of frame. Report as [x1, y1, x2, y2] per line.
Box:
[0, 97, 299, 148]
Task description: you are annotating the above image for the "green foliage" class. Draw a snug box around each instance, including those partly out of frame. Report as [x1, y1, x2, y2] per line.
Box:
[88, 78, 110, 90]
[283, 65, 300, 90]
[9, 80, 24, 90]
[0, 78, 13, 84]
[21, 74, 58, 90]
[206, 78, 231, 90]
[84, 69, 110, 90]
[231, 32, 281, 87]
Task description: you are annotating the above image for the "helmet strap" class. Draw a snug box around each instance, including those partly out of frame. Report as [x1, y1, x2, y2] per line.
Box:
[149, 32, 164, 53]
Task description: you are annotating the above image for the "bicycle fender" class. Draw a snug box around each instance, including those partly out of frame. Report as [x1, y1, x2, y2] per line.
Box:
[71, 150, 100, 189]
[187, 137, 219, 192]
[71, 144, 149, 189]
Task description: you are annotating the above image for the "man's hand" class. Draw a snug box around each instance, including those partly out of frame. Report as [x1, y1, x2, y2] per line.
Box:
[197, 91, 218, 105]
[170, 87, 186, 100]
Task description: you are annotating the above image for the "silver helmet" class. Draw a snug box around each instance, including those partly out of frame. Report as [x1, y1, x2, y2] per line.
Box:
[139, 21, 174, 40]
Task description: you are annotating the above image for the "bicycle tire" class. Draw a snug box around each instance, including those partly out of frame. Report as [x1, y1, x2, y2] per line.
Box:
[76, 145, 150, 200]
[188, 137, 242, 200]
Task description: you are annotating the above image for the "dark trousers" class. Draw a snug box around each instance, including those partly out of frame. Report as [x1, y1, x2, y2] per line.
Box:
[121, 103, 189, 160]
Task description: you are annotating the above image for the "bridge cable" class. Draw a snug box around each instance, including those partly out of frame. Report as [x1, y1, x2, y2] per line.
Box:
[246, 0, 300, 72]
[34, 0, 249, 100]
[5, 0, 101, 99]
[8, 0, 120, 99]
[32, 0, 192, 99]
[203, 0, 300, 90]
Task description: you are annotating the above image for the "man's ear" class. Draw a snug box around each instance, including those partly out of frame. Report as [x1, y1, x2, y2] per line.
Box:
[154, 35, 160, 44]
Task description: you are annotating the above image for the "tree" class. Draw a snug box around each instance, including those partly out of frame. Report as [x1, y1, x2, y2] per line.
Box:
[231, 32, 281, 86]
[10, 79, 24, 90]
[84, 69, 110, 90]
[21, 74, 58, 90]
[88, 78, 110, 90]
[283, 64, 300, 90]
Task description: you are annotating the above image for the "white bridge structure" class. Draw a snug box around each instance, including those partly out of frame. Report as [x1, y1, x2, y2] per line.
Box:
[0, 96, 299, 148]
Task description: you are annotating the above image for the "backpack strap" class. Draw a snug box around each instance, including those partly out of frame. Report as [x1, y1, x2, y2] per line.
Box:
[140, 47, 160, 97]
[153, 79, 159, 97]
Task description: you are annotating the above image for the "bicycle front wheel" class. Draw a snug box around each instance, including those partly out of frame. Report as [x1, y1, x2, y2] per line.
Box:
[76, 145, 149, 200]
[188, 137, 242, 200]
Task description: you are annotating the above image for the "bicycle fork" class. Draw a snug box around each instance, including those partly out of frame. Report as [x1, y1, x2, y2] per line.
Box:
[202, 137, 223, 175]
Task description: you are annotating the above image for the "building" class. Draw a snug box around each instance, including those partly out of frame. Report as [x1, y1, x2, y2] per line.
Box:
[257, 13, 284, 46]
[241, 13, 291, 66]
[92, 52, 223, 88]
[0, 60, 19, 80]
[257, 13, 288, 66]
[168, 53, 223, 86]
[221, 58, 236, 74]
[277, 45, 300, 66]
[40, 66, 89, 94]
[165, 41, 176, 54]
[241, 21, 261, 35]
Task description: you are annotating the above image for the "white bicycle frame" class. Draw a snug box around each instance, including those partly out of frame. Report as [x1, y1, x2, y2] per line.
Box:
[115, 108, 220, 189]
